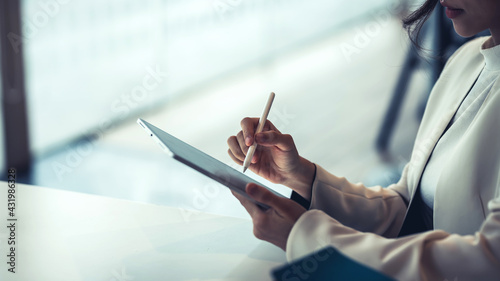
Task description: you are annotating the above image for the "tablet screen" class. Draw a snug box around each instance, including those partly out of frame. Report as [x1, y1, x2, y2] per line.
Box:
[138, 119, 285, 209]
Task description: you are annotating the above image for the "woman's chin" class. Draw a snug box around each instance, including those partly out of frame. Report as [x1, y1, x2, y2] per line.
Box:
[452, 24, 481, 38]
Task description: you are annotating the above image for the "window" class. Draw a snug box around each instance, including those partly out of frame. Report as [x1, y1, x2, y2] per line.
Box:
[22, 0, 394, 157]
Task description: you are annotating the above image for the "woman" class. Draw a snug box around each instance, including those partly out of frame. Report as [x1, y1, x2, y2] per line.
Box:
[227, 0, 500, 280]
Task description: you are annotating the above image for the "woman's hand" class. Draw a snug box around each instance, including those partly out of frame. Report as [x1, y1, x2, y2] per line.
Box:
[227, 118, 315, 200]
[232, 183, 307, 251]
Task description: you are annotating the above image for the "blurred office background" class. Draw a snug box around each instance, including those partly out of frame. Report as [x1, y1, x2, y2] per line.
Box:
[2, 0, 434, 218]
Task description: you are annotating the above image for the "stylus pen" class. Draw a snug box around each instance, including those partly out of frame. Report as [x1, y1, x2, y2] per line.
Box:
[242, 92, 275, 173]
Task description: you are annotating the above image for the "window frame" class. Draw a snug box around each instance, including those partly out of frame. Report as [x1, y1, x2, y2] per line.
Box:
[0, 0, 31, 178]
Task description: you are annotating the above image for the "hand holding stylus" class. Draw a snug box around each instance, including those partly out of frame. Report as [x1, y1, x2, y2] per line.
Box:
[227, 93, 316, 200]
[242, 92, 275, 173]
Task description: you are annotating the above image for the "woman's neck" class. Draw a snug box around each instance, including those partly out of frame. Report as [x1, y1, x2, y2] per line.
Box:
[484, 28, 500, 49]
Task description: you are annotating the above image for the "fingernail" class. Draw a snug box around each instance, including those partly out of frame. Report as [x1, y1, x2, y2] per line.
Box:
[245, 136, 252, 146]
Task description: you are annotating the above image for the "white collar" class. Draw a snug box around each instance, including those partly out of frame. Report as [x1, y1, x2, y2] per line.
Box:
[480, 37, 500, 71]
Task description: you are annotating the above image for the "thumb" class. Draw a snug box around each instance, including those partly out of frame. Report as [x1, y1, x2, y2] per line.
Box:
[255, 131, 295, 152]
[246, 183, 299, 217]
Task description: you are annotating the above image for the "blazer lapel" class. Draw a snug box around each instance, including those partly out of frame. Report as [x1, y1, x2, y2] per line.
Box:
[399, 60, 485, 236]
[409, 62, 485, 195]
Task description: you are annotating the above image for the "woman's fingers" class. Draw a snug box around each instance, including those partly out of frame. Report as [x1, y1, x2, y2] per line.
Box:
[253, 146, 263, 164]
[227, 130, 257, 165]
[231, 190, 260, 217]
[241, 118, 258, 146]
[236, 131, 249, 155]
[229, 117, 284, 166]
[255, 131, 296, 152]
[227, 135, 246, 162]
[227, 149, 243, 165]
[232, 184, 305, 251]
[246, 183, 305, 220]
[241, 118, 279, 146]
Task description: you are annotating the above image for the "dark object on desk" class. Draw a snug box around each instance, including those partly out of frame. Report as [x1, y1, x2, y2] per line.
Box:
[272, 246, 395, 281]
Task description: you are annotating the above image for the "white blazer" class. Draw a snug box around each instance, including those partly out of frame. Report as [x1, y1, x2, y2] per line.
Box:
[286, 37, 500, 281]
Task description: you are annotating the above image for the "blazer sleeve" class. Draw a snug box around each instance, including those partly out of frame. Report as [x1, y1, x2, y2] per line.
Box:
[286, 195, 500, 281]
[299, 37, 486, 239]
[306, 164, 409, 238]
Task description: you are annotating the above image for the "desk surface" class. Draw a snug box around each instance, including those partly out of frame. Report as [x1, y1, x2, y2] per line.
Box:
[0, 182, 286, 281]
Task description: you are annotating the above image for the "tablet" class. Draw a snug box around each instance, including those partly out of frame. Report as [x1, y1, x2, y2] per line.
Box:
[137, 118, 285, 210]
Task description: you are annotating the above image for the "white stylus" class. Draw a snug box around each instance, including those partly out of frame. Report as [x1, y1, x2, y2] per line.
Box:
[242, 92, 275, 173]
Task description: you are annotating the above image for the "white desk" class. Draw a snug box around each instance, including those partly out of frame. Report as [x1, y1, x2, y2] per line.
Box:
[0, 182, 286, 281]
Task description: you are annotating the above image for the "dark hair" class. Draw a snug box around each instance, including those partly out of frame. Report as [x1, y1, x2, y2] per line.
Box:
[402, 0, 439, 49]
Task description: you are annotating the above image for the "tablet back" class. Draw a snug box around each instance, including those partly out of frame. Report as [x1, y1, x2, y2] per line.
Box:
[138, 119, 285, 209]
